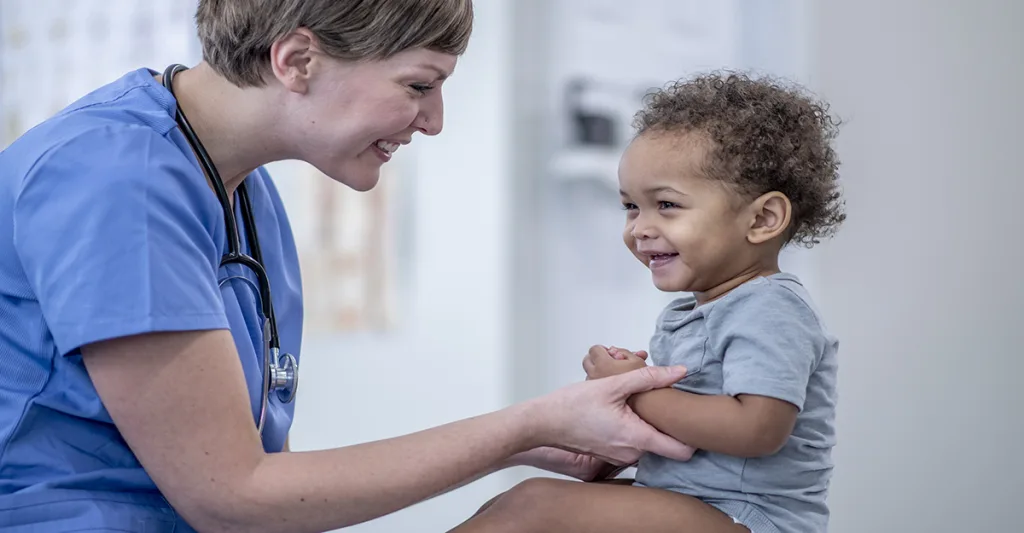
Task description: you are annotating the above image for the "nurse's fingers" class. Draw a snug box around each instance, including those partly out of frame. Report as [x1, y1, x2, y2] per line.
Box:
[632, 424, 697, 462]
[604, 365, 695, 462]
[609, 364, 687, 398]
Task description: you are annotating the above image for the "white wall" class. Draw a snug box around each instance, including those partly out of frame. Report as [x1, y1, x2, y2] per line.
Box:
[286, 1, 519, 531]
[809, 1, 1024, 531]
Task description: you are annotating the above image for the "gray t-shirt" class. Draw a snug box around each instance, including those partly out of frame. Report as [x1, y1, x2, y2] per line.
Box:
[634, 273, 838, 533]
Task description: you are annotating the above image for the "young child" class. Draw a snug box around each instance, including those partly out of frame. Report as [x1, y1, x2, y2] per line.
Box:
[450, 72, 845, 533]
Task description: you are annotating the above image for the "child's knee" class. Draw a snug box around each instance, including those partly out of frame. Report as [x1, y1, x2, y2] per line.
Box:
[490, 478, 567, 519]
[506, 478, 562, 503]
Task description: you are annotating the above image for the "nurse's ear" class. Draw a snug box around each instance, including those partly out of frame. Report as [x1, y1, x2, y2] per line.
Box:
[268, 28, 319, 94]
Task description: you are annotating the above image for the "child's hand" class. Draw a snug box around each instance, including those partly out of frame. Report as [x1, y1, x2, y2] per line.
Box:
[583, 345, 648, 380]
[608, 346, 648, 361]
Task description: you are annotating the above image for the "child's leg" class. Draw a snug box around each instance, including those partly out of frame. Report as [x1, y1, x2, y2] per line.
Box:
[459, 478, 637, 524]
[448, 478, 749, 533]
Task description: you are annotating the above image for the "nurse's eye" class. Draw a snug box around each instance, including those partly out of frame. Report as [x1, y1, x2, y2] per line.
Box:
[621, 202, 638, 211]
[410, 83, 434, 95]
[658, 201, 680, 210]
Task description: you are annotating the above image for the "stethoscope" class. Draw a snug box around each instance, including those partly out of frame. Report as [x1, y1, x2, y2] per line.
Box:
[161, 64, 298, 436]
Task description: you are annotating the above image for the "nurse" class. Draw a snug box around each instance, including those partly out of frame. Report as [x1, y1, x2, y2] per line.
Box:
[0, 1, 692, 531]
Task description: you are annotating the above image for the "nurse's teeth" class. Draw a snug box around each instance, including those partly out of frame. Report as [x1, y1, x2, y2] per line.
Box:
[375, 140, 400, 154]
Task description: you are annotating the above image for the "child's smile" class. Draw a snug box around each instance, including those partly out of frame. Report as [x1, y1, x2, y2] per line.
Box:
[642, 251, 680, 270]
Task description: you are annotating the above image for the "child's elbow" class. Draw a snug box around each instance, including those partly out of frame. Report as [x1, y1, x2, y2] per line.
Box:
[738, 429, 790, 458]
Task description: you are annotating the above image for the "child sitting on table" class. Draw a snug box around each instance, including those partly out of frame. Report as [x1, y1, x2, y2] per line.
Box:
[450, 71, 845, 533]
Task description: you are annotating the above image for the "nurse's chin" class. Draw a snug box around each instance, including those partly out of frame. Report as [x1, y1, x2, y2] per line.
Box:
[322, 163, 383, 192]
[337, 172, 381, 192]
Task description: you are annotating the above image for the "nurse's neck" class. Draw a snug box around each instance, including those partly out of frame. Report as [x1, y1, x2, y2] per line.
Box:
[158, 62, 289, 200]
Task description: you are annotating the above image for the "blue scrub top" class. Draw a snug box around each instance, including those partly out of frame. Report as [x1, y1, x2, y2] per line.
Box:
[0, 68, 304, 531]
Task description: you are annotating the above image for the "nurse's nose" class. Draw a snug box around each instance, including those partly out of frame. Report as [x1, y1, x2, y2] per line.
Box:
[413, 91, 444, 136]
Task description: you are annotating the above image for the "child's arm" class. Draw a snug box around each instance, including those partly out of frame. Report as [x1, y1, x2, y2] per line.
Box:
[589, 283, 826, 459]
[587, 348, 796, 458]
[633, 387, 796, 458]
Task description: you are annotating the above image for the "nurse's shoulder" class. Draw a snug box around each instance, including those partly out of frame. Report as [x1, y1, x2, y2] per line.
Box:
[6, 68, 180, 151]
[2, 68, 224, 240]
[2, 69, 234, 359]
[2, 67, 210, 200]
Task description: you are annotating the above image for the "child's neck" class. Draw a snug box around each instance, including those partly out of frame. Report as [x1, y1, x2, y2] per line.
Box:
[694, 261, 781, 306]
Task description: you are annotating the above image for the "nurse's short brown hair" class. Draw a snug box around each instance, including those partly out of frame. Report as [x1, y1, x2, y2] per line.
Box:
[196, 0, 474, 87]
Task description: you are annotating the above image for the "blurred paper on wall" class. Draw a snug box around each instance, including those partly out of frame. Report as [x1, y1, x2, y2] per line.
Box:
[279, 162, 402, 335]
[0, 0, 199, 147]
[0, 0, 401, 336]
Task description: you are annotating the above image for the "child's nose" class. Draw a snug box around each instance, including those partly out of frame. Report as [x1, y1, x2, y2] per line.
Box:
[631, 220, 658, 240]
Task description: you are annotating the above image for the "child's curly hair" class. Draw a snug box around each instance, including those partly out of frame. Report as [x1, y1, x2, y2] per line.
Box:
[633, 71, 845, 247]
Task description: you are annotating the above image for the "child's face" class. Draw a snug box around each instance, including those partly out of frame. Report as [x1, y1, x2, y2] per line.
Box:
[618, 132, 753, 294]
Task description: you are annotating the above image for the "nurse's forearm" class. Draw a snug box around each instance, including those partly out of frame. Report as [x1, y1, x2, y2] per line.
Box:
[227, 403, 541, 532]
[83, 329, 539, 533]
[85, 329, 691, 533]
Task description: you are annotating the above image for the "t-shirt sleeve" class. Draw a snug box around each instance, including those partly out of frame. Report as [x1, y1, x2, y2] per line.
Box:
[13, 125, 230, 356]
[710, 282, 826, 411]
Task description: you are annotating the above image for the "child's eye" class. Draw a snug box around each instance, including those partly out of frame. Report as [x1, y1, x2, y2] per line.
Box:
[658, 201, 679, 209]
[621, 203, 638, 211]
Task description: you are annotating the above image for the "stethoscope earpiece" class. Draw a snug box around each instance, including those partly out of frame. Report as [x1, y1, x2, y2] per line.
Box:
[164, 64, 298, 437]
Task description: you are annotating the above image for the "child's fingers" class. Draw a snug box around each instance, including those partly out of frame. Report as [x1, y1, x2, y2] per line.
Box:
[582, 355, 597, 377]
[609, 347, 646, 361]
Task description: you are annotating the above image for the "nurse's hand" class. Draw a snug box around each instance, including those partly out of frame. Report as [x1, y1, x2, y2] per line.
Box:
[508, 447, 624, 482]
[527, 363, 691, 466]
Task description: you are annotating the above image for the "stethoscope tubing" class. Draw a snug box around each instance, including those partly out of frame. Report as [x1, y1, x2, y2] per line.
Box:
[161, 64, 297, 436]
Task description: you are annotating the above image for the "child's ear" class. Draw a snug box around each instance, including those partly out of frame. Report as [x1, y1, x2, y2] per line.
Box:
[746, 191, 792, 244]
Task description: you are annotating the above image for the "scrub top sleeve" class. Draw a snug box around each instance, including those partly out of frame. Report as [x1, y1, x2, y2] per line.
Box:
[13, 125, 229, 356]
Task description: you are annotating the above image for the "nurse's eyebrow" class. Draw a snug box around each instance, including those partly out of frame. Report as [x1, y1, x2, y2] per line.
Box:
[423, 64, 452, 81]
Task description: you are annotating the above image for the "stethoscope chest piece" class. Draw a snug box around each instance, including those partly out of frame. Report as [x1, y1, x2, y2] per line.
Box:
[270, 350, 299, 403]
